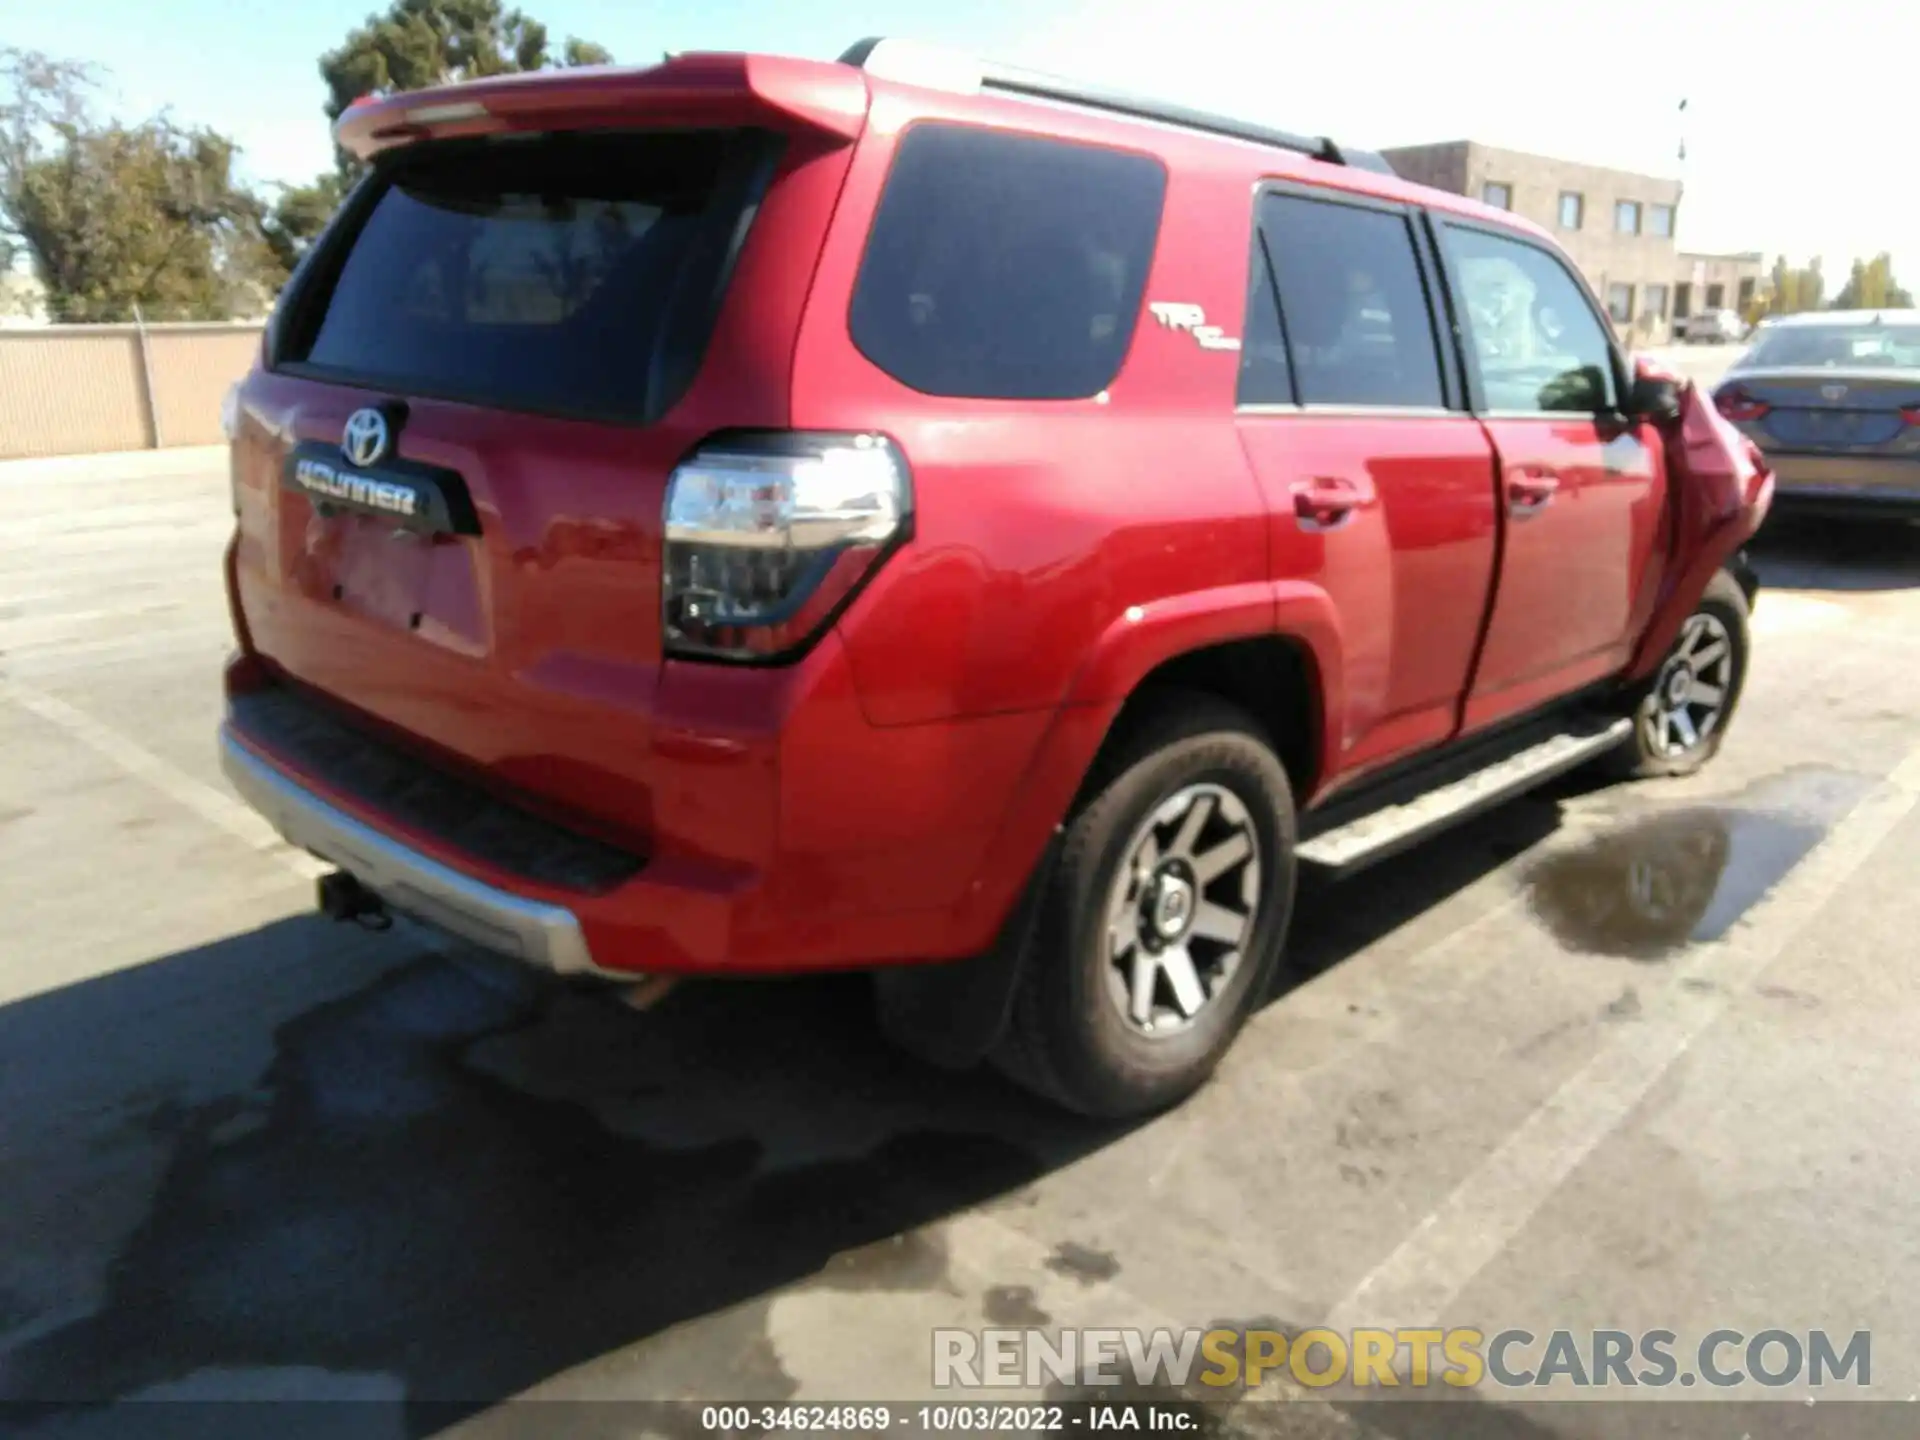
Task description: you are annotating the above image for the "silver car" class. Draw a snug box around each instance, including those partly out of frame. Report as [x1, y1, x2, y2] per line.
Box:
[1712, 309, 1920, 517]
[1680, 308, 1748, 344]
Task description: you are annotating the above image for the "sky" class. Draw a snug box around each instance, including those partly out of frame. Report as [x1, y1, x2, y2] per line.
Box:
[8, 0, 1917, 282]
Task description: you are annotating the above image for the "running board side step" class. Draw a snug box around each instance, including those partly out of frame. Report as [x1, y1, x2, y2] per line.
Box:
[1296, 718, 1633, 877]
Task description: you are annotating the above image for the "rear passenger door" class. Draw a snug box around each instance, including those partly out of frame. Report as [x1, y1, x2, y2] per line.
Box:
[1435, 221, 1669, 730]
[1235, 188, 1500, 780]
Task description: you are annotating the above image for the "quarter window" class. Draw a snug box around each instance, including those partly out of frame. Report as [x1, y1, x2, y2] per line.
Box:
[1444, 224, 1618, 414]
[1237, 239, 1293, 405]
[849, 123, 1167, 400]
[1257, 193, 1445, 409]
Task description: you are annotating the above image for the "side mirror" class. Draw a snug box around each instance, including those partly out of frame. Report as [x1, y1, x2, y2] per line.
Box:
[1626, 359, 1683, 423]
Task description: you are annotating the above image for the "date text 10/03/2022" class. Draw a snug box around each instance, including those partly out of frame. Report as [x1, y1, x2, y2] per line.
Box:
[699, 1406, 1198, 1432]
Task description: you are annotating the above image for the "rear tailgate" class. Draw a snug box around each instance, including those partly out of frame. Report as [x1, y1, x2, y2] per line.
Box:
[229, 57, 867, 844]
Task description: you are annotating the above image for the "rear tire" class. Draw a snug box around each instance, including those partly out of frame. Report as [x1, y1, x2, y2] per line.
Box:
[993, 695, 1297, 1119]
[1607, 568, 1751, 780]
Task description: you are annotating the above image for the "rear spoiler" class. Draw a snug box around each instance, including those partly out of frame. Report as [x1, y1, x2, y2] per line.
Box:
[333, 52, 870, 161]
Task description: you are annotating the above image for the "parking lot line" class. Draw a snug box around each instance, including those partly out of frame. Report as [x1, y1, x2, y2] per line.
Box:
[1322, 739, 1920, 1334]
[0, 677, 326, 881]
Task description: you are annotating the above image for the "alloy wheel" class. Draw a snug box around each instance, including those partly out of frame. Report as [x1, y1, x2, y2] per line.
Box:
[1101, 783, 1261, 1038]
[1644, 612, 1736, 759]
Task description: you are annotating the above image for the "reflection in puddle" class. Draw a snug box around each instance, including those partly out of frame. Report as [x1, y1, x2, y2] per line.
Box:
[1524, 767, 1879, 960]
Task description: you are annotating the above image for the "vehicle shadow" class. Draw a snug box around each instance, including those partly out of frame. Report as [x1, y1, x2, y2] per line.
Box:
[1749, 511, 1920, 592]
[0, 796, 1585, 1434]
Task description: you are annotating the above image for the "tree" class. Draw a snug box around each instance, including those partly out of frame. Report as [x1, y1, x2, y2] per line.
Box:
[255, 171, 348, 279]
[1764, 255, 1833, 317]
[1, 46, 272, 321]
[252, 0, 613, 282]
[319, 0, 612, 170]
[1831, 252, 1912, 311]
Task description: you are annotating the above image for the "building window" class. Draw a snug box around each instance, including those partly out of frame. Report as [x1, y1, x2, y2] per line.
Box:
[1644, 283, 1669, 319]
[1607, 283, 1635, 324]
[1737, 277, 1756, 309]
[1482, 182, 1512, 210]
[1615, 201, 1642, 235]
[1558, 192, 1584, 229]
[1648, 204, 1674, 237]
[1674, 283, 1692, 319]
[1705, 283, 1725, 309]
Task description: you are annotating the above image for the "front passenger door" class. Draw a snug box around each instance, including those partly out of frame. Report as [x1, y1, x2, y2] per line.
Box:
[1439, 221, 1669, 731]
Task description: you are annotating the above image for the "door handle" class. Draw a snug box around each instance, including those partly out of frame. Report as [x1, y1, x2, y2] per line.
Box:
[1291, 477, 1367, 533]
[1506, 467, 1560, 517]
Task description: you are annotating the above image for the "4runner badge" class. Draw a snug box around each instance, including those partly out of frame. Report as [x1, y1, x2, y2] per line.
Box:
[1148, 302, 1241, 353]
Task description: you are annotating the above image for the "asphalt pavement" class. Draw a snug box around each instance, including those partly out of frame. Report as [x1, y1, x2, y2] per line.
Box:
[2, 412, 1918, 1437]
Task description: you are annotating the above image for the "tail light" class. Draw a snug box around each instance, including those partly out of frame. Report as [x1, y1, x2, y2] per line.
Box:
[1901, 405, 1920, 427]
[662, 433, 912, 661]
[1714, 386, 1769, 422]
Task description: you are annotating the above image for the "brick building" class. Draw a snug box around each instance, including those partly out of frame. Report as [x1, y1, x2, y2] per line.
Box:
[1379, 140, 1762, 343]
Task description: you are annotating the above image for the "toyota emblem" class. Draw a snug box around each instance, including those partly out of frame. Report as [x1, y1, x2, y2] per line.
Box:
[342, 408, 391, 468]
[1820, 383, 1848, 402]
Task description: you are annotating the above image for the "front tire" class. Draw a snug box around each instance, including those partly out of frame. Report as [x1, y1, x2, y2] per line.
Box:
[994, 695, 1297, 1119]
[1610, 568, 1751, 779]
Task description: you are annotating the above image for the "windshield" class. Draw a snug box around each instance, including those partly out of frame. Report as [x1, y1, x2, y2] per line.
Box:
[1742, 322, 1920, 370]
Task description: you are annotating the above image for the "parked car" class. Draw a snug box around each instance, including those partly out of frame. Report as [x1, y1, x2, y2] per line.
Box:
[1679, 309, 1749, 344]
[1713, 310, 1920, 518]
[218, 39, 1773, 1117]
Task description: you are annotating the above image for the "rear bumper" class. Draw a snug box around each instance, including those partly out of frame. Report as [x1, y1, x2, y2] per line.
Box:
[1764, 453, 1920, 516]
[216, 654, 1068, 977]
[221, 727, 603, 976]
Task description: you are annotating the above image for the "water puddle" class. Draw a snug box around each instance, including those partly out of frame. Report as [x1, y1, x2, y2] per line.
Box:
[1523, 767, 1879, 960]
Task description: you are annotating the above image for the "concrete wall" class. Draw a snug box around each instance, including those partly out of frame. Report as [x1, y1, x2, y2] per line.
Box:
[1677, 251, 1767, 317]
[0, 323, 261, 460]
[1382, 141, 1688, 342]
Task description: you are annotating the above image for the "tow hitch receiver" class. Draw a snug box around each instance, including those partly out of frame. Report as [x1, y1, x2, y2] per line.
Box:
[317, 870, 392, 931]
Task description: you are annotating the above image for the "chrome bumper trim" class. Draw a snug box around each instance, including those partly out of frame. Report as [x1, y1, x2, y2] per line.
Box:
[219, 725, 602, 975]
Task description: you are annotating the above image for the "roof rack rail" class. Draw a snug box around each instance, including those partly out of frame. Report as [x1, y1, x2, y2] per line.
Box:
[837, 37, 1397, 176]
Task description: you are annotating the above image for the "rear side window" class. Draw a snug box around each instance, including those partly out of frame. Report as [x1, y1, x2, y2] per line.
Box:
[849, 124, 1167, 400]
[1257, 193, 1446, 409]
[289, 130, 778, 423]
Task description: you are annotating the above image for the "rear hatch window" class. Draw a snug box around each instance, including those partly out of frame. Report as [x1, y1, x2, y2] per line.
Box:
[280, 129, 779, 423]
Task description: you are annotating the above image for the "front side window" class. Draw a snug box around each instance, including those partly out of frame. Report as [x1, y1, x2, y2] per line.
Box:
[1558, 192, 1584, 229]
[1607, 283, 1635, 324]
[849, 123, 1166, 400]
[1615, 201, 1642, 235]
[1444, 224, 1618, 414]
[1258, 193, 1446, 408]
[1482, 182, 1513, 210]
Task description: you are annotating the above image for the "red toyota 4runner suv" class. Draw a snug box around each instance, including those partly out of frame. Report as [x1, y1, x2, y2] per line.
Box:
[220, 39, 1773, 1116]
